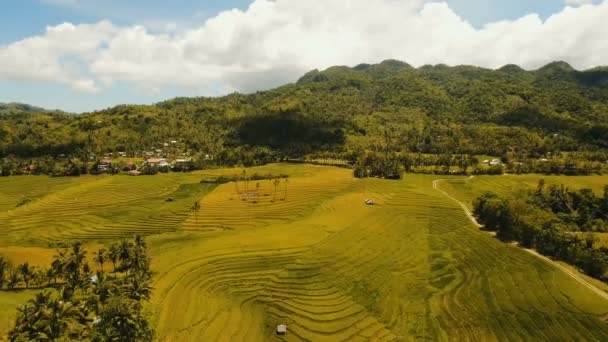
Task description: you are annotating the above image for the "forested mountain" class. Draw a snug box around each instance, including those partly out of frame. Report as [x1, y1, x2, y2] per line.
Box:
[0, 102, 66, 114]
[1, 60, 608, 162]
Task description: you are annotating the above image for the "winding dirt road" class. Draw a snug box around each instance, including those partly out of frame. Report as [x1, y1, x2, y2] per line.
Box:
[433, 176, 608, 302]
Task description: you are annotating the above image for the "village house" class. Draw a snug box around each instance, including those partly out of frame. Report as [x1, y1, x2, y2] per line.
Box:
[97, 159, 112, 173]
[146, 158, 169, 167]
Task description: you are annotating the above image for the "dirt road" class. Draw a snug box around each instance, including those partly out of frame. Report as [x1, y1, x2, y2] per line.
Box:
[433, 176, 608, 302]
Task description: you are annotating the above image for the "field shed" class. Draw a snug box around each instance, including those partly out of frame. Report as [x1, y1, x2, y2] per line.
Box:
[276, 324, 287, 335]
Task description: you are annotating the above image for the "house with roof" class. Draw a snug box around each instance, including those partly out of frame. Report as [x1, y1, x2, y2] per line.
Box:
[146, 158, 169, 167]
[97, 159, 113, 173]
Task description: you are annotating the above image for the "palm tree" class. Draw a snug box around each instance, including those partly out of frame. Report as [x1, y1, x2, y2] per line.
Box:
[242, 169, 248, 192]
[93, 271, 112, 305]
[65, 243, 87, 289]
[96, 298, 150, 341]
[134, 235, 147, 250]
[0, 256, 10, 289]
[94, 249, 107, 272]
[107, 243, 119, 273]
[51, 249, 67, 281]
[46, 267, 57, 286]
[127, 248, 150, 278]
[272, 178, 280, 202]
[123, 276, 153, 302]
[69, 242, 87, 268]
[118, 239, 133, 272]
[234, 173, 241, 194]
[33, 268, 46, 288]
[9, 303, 34, 340]
[29, 291, 51, 315]
[191, 201, 201, 224]
[38, 297, 84, 340]
[18, 262, 34, 289]
[7, 268, 21, 289]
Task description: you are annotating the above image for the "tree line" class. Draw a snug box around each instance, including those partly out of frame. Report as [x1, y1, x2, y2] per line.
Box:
[473, 182, 608, 279]
[1, 236, 154, 341]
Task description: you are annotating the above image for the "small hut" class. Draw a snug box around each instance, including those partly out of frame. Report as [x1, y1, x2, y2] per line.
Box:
[276, 324, 287, 335]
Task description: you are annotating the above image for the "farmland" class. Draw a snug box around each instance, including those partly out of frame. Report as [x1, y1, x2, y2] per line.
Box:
[2, 165, 608, 340]
[435, 174, 608, 210]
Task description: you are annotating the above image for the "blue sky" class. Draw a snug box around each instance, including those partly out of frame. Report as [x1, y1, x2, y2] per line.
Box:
[0, 0, 604, 112]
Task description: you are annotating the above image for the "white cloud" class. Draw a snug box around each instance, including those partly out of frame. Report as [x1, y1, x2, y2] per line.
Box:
[2, 0, 608, 96]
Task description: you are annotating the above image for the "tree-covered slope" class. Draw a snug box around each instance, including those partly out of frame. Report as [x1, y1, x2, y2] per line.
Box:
[1, 60, 608, 160]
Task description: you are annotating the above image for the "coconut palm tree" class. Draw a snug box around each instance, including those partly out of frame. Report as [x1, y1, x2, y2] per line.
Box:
[18, 262, 34, 289]
[191, 200, 201, 224]
[134, 235, 147, 250]
[51, 249, 67, 281]
[7, 268, 21, 289]
[123, 276, 153, 302]
[33, 268, 46, 288]
[46, 267, 57, 286]
[9, 303, 34, 340]
[107, 243, 119, 273]
[94, 249, 107, 272]
[92, 271, 112, 305]
[0, 256, 10, 289]
[95, 297, 153, 342]
[272, 178, 280, 202]
[118, 239, 133, 271]
[38, 297, 84, 340]
[65, 243, 87, 289]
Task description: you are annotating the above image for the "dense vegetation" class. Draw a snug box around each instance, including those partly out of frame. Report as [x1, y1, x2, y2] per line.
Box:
[1, 60, 608, 176]
[473, 181, 608, 279]
[1, 237, 153, 341]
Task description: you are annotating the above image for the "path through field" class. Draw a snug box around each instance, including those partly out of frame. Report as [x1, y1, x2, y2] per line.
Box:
[433, 176, 608, 302]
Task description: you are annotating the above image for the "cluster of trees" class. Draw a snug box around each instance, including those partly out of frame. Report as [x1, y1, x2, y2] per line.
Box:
[3, 236, 154, 341]
[473, 182, 608, 279]
[0, 156, 131, 177]
[200, 172, 288, 185]
[354, 152, 403, 179]
[2, 60, 608, 175]
[505, 158, 604, 175]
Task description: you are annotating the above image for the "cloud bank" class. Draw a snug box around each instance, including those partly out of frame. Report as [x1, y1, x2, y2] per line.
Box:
[1, 0, 607, 95]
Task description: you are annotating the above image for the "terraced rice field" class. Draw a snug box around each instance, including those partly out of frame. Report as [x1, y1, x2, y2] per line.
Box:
[437, 174, 608, 210]
[2, 166, 608, 340]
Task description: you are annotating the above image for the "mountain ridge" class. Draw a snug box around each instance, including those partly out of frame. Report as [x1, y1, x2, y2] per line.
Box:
[1, 59, 608, 163]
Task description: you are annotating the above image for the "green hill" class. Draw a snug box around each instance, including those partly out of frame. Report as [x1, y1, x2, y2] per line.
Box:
[1, 60, 608, 160]
[0, 102, 66, 114]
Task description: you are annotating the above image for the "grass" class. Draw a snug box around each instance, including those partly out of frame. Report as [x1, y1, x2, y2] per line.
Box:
[1, 166, 608, 340]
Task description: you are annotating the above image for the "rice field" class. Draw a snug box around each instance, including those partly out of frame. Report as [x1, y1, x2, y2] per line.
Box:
[436, 174, 608, 210]
[1, 166, 608, 340]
